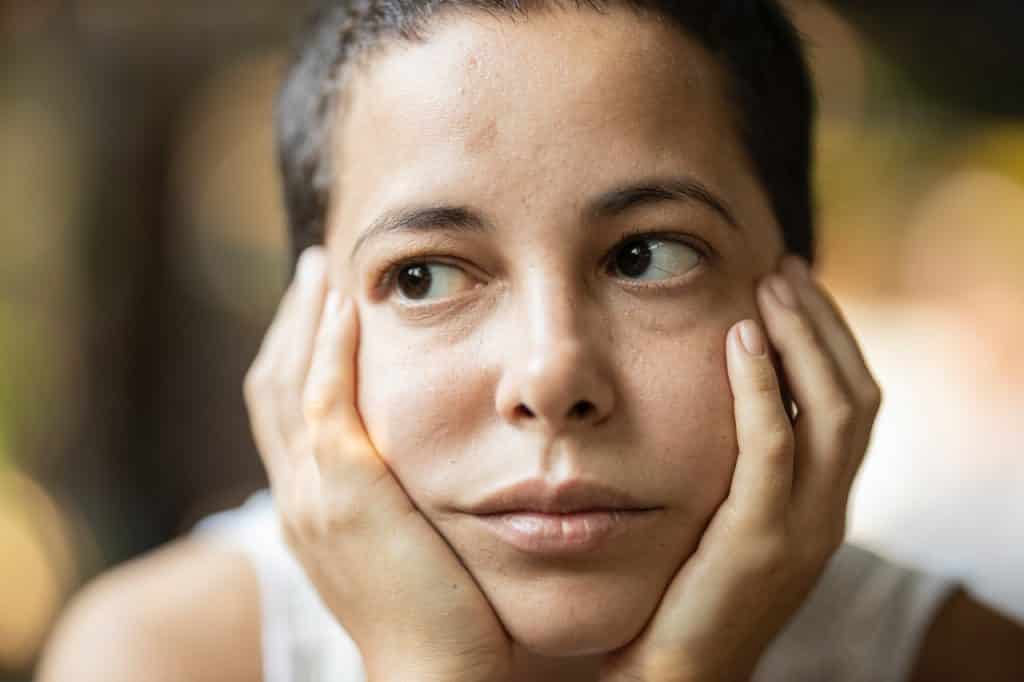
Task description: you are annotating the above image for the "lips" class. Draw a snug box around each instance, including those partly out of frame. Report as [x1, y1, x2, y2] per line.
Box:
[465, 478, 659, 516]
[463, 479, 661, 554]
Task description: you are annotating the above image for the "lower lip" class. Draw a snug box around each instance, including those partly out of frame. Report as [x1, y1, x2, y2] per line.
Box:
[473, 509, 659, 554]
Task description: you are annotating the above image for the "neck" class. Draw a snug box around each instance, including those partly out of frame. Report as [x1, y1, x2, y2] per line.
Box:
[506, 645, 603, 682]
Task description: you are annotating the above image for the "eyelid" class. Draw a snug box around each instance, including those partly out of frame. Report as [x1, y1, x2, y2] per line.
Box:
[607, 228, 712, 264]
[375, 228, 714, 304]
[601, 230, 710, 289]
[375, 256, 481, 303]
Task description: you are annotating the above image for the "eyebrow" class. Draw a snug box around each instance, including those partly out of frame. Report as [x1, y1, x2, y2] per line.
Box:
[349, 175, 739, 262]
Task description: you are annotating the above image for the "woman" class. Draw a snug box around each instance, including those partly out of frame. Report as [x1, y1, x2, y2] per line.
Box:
[39, 1, 1024, 680]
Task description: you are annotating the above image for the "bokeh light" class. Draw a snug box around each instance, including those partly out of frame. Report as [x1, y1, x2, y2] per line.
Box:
[168, 51, 290, 322]
[0, 473, 83, 671]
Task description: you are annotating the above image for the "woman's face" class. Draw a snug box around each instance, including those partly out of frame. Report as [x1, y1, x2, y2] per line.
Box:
[325, 8, 785, 656]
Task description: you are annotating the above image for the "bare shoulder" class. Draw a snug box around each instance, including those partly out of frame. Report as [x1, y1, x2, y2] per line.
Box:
[910, 587, 1024, 682]
[37, 535, 262, 682]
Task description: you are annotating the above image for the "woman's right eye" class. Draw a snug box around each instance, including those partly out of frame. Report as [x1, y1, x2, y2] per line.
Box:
[388, 262, 476, 303]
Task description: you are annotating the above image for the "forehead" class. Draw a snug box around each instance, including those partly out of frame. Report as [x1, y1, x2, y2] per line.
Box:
[331, 7, 777, 257]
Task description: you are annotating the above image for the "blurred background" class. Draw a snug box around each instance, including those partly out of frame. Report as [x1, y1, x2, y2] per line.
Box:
[1, 0, 1023, 678]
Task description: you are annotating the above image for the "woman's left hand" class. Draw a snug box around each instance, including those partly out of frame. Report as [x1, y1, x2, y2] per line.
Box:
[601, 255, 883, 682]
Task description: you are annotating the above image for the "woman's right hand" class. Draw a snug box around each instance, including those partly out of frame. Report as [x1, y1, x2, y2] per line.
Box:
[243, 247, 513, 682]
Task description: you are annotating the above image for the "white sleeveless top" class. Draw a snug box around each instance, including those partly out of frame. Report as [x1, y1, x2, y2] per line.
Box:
[191, 489, 958, 682]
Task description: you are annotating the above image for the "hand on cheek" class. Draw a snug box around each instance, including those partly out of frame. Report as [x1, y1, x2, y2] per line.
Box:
[244, 247, 513, 682]
[600, 255, 882, 682]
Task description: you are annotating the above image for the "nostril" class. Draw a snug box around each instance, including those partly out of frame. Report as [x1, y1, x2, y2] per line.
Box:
[515, 404, 535, 418]
[513, 401, 595, 421]
[568, 401, 595, 420]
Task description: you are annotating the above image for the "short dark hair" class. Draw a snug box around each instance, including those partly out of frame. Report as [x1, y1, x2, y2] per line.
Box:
[276, 0, 817, 274]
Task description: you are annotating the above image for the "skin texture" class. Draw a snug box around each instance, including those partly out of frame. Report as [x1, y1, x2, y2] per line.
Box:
[325, 6, 783, 663]
[243, 7, 892, 682]
[34, 7, 1024, 682]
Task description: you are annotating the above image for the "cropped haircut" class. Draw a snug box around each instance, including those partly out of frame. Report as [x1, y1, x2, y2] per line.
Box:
[276, 0, 817, 274]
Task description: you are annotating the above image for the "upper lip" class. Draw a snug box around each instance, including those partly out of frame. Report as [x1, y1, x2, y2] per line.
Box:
[466, 479, 658, 515]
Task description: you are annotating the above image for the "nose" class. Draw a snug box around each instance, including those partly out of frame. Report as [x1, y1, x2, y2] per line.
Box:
[495, 288, 615, 436]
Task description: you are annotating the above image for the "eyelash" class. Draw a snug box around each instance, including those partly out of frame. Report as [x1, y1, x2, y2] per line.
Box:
[374, 228, 713, 304]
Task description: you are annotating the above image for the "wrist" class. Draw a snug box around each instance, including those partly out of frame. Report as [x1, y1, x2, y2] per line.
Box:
[641, 655, 756, 682]
[366, 657, 508, 682]
[371, 670, 503, 682]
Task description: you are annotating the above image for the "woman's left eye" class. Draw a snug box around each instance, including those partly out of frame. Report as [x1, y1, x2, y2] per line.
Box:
[607, 236, 702, 282]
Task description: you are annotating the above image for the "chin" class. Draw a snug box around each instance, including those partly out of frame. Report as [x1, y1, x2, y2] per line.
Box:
[483, 570, 665, 657]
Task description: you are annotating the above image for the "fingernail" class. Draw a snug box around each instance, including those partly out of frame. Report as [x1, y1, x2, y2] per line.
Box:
[767, 275, 798, 309]
[299, 248, 325, 282]
[738, 320, 765, 356]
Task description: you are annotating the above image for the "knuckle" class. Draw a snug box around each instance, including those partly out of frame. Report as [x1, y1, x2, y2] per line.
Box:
[785, 308, 818, 346]
[747, 529, 788, 569]
[749, 360, 780, 395]
[324, 467, 394, 538]
[324, 469, 383, 533]
[861, 381, 883, 414]
[284, 498, 331, 545]
[827, 399, 858, 434]
[322, 494, 368, 536]
[278, 516, 301, 551]
[762, 424, 795, 457]
[243, 365, 268, 402]
[303, 381, 335, 421]
[288, 506, 321, 542]
[269, 374, 295, 401]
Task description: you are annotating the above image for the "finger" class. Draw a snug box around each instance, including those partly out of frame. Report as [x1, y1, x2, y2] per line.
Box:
[244, 269, 310, 490]
[725, 319, 794, 528]
[780, 256, 882, 487]
[255, 245, 324, 372]
[258, 273, 302, 364]
[757, 274, 856, 502]
[303, 292, 387, 491]
[267, 247, 329, 455]
[287, 438, 325, 536]
[245, 392, 289, 492]
[303, 289, 347, 425]
[781, 256, 882, 416]
[303, 294, 433, 544]
[280, 246, 330, 385]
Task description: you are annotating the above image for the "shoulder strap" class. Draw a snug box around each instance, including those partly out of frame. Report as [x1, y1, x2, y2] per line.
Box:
[753, 542, 959, 681]
[191, 490, 367, 682]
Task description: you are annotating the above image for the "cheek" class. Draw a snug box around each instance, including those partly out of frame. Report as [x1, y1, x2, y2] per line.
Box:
[626, 323, 739, 517]
[355, 291, 753, 520]
[354, 311, 481, 493]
